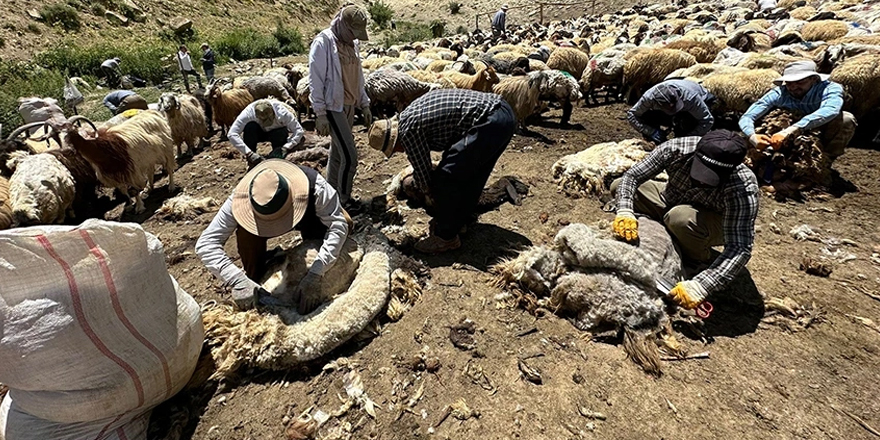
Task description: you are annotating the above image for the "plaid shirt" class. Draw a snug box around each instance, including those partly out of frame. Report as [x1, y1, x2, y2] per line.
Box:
[739, 80, 845, 136]
[617, 136, 760, 294]
[398, 89, 503, 192]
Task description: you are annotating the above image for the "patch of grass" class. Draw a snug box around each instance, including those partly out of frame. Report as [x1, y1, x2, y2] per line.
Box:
[36, 40, 173, 84]
[369, 1, 394, 30]
[448, 1, 462, 14]
[430, 19, 446, 38]
[273, 20, 306, 55]
[382, 21, 433, 46]
[91, 4, 106, 15]
[40, 3, 82, 31]
[26, 23, 41, 34]
[0, 37, 4, 49]
[0, 61, 67, 133]
[214, 25, 306, 61]
[456, 25, 468, 35]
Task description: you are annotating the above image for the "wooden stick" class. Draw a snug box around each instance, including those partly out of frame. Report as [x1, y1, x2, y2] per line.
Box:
[833, 405, 880, 437]
[661, 352, 710, 361]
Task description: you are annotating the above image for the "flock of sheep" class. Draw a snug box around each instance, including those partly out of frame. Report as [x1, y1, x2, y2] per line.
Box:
[1, 0, 880, 233]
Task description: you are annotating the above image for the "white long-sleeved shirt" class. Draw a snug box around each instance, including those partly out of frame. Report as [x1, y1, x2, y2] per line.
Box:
[195, 172, 349, 286]
[178, 51, 195, 71]
[308, 29, 370, 116]
[228, 100, 304, 155]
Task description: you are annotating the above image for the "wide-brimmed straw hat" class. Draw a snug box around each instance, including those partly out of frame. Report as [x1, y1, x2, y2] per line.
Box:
[368, 118, 399, 158]
[773, 60, 829, 86]
[232, 159, 309, 238]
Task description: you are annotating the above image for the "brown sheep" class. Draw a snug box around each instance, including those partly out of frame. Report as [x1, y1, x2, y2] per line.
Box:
[622, 49, 697, 103]
[439, 64, 500, 92]
[0, 176, 11, 230]
[206, 82, 254, 138]
[802, 20, 850, 42]
[829, 54, 880, 119]
[547, 47, 590, 80]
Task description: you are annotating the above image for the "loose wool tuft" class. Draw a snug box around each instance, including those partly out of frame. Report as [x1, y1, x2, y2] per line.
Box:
[552, 139, 656, 197]
[156, 194, 217, 221]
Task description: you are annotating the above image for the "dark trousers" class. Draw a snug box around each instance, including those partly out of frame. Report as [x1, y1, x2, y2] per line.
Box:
[101, 66, 119, 87]
[236, 219, 329, 280]
[182, 69, 203, 88]
[431, 101, 516, 239]
[243, 122, 288, 156]
[640, 110, 698, 137]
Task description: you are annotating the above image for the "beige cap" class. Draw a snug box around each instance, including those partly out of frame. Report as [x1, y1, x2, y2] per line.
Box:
[232, 159, 309, 238]
[368, 118, 399, 158]
[342, 5, 370, 41]
[254, 100, 276, 127]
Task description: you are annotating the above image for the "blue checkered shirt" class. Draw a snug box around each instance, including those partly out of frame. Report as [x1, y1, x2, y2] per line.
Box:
[398, 89, 503, 193]
[739, 80, 845, 136]
[617, 136, 760, 294]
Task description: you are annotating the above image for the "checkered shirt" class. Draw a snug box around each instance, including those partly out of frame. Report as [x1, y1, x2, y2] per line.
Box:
[617, 136, 760, 294]
[398, 89, 504, 192]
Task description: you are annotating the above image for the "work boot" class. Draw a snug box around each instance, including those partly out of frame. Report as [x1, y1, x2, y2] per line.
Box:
[414, 234, 461, 254]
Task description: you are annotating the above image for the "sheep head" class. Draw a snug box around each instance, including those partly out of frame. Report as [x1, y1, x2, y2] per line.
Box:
[158, 93, 181, 112]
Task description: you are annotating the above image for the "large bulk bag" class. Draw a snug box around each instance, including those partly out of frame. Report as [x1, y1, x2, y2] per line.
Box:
[0, 219, 204, 440]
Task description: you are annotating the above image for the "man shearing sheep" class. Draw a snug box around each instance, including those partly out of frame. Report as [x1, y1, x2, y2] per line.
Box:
[196, 160, 351, 314]
[611, 130, 759, 311]
[228, 99, 304, 168]
[368, 89, 516, 254]
[627, 79, 715, 144]
[739, 60, 856, 168]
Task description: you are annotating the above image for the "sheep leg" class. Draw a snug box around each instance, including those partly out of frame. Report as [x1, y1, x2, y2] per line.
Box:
[166, 158, 177, 193]
[134, 192, 146, 213]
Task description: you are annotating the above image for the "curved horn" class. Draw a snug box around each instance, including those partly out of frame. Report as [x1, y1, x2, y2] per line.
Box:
[67, 115, 99, 137]
[6, 121, 48, 141]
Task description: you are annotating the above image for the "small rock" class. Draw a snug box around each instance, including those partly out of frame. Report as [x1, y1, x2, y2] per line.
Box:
[425, 357, 442, 373]
[572, 372, 584, 384]
[105, 11, 129, 26]
[27, 9, 41, 20]
[170, 17, 193, 33]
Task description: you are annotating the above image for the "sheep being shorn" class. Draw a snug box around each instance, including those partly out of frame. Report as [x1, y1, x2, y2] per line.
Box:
[158, 92, 208, 157]
[552, 139, 658, 197]
[746, 108, 829, 190]
[57, 111, 176, 213]
[491, 220, 682, 375]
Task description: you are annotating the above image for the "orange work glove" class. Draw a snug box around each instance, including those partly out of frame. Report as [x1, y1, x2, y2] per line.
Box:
[769, 126, 800, 150]
[669, 280, 707, 310]
[612, 210, 639, 242]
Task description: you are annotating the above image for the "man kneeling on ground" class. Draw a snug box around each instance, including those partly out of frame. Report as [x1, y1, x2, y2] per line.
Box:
[611, 130, 759, 310]
[229, 99, 304, 169]
[196, 160, 350, 314]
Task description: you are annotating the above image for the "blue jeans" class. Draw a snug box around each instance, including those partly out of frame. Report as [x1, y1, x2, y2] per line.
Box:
[431, 101, 516, 239]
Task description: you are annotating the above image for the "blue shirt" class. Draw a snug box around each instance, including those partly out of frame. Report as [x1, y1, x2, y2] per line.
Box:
[738, 80, 844, 136]
[492, 10, 506, 31]
[102, 90, 135, 113]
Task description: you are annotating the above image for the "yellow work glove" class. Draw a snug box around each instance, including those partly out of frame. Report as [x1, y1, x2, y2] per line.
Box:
[612, 210, 639, 242]
[669, 280, 707, 310]
[769, 125, 799, 150]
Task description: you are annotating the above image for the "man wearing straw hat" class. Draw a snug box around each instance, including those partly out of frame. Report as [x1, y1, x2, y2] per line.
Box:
[196, 160, 350, 314]
[739, 60, 856, 167]
[368, 89, 516, 254]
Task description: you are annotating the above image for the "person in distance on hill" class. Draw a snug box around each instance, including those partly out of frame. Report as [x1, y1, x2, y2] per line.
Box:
[492, 4, 509, 37]
[309, 5, 373, 214]
[200, 43, 216, 81]
[611, 130, 759, 311]
[368, 89, 516, 254]
[100, 57, 122, 87]
[627, 79, 715, 144]
[196, 160, 351, 314]
[177, 45, 203, 91]
[228, 99, 304, 169]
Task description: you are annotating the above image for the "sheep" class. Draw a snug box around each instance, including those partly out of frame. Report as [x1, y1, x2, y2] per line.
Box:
[295, 75, 312, 118]
[622, 49, 697, 103]
[789, 6, 817, 20]
[56, 111, 176, 213]
[802, 20, 850, 42]
[365, 69, 442, 117]
[7, 153, 76, 226]
[833, 35, 880, 45]
[425, 59, 456, 72]
[665, 63, 747, 82]
[737, 53, 803, 73]
[405, 70, 458, 88]
[551, 139, 657, 197]
[828, 54, 880, 119]
[578, 44, 637, 104]
[239, 76, 294, 103]
[746, 109, 829, 189]
[546, 47, 591, 80]
[492, 71, 547, 130]
[206, 81, 254, 137]
[158, 92, 209, 157]
[439, 64, 500, 92]
[664, 36, 726, 63]
[363, 57, 402, 71]
[383, 61, 422, 72]
[480, 53, 532, 74]
[264, 63, 307, 100]
[0, 176, 11, 230]
[538, 70, 583, 125]
[701, 68, 779, 113]
[726, 29, 772, 53]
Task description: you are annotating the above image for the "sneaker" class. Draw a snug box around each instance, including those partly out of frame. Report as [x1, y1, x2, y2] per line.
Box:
[414, 234, 461, 254]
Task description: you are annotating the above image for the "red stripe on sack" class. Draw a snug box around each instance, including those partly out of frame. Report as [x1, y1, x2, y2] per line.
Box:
[80, 230, 174, 399]
[116, 427, 130, 440]
[35, 235, 146, 408]
[94, 412, 126, 440]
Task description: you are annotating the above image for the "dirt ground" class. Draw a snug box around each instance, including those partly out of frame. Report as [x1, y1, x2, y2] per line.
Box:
[114, 100, 880, 440]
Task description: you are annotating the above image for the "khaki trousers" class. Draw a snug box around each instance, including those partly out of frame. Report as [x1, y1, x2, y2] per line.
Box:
[611, 178, 723, 263]
[821, 111, 857, 160]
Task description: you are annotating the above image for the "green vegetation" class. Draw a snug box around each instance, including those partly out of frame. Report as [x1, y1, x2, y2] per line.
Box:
[273, 20, 306, 55]
[214, 22, 306, 61]
[430, 19, 446, 38]
[40, 3, 82, 31]
[26, 23, 41, 34]
[456, 25, 468, 35]
[0, 37, 5, 49]
[369, 1, 394, 30]
[382, 21, 433, 46]
[36, 41, 171, 84]
[0, 62, 67, 134]
[448, 1, 462, 14]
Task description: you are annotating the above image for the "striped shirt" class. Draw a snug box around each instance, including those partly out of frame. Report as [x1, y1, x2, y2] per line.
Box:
[398, 89, 504, 193]
[617, 136, 760, 294]
[739, 80, 845, 136]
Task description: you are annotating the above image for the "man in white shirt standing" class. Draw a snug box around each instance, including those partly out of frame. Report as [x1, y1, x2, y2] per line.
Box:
[196, 160, 350, 313]
[228, 99, 305, 168]
[177, 45, 203, 91]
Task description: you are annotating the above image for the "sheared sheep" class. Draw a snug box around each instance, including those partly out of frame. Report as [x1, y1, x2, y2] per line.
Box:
[547, 47, 591, 80]
[158, 92, 208, 157]
[622, 49, 697, 103]
[552, 139, 658, 197]
[54, 111, 176, 213]
[7, 153, 76, 226]
[206, 81, 254, 137]
[0, 176, 11, 230]
[579, 44, 637, 104]
[701, 68, 779, 113]
[156, 194, 217, 221]
[365, 69, 442, 117]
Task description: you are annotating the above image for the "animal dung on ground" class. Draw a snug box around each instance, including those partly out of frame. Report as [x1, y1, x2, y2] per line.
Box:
[800, 257, 832, 277]
[552, 139, 657, 198]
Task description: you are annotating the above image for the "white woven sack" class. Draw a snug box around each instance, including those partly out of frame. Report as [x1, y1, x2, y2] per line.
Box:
[0, 219, 203, 440]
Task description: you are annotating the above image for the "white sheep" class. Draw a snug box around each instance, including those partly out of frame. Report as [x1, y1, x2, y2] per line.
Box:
[158, 92, 208, 157]
[0, 176, 12, 230]
[7, 153, 76, 226]
[365, 69, 442, 116]
[552, 139, 658, 197]
[240, 76, 294, 103]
